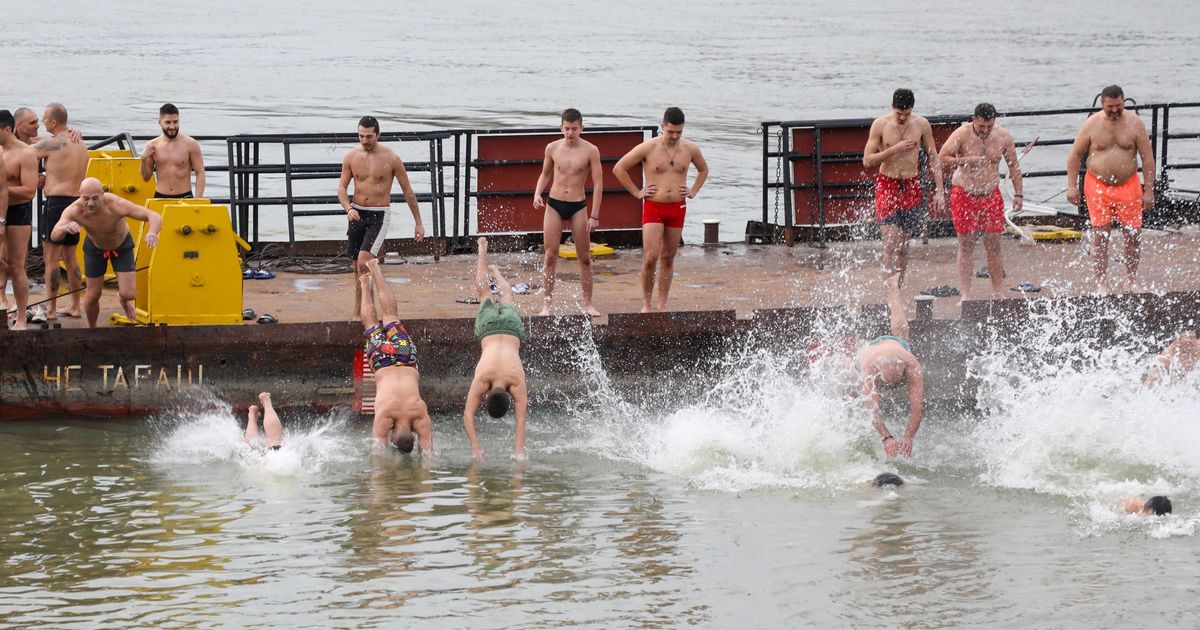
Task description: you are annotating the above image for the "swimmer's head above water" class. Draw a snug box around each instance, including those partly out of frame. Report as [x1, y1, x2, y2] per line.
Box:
[484, 388, 511, 418]
[873, 473, 905, 488]
[1143, 496, 1172, 516]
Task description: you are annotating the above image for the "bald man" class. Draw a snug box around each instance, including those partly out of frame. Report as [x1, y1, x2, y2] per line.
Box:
[49, 178, 162, 328]
[859, 273, 924, 459]
[34, 103, 88, 321]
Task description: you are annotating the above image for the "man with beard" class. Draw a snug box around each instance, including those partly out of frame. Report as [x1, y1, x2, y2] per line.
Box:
[1067, 85, 1156, 293]
[938, 103, 1024, 301]
[338, 115, 425, 319]
[0, 110, 38, 330]
[139, 103, 205, 198]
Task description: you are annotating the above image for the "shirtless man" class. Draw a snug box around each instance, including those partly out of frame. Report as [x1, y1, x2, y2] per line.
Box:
[1067, 85, 1156, 293]
[244, 392, 284, 451]
[0, 110, 38, 330]
[463, 237, 528, 462]
[1142, 330, 1200, 387]
[859, 273, 924, 459]
[863, 89, 945, 286]
[0, 154, 8, 324]
[938, 103, 1024, 301]
[139, 103, 205, 198]
[49, 178, 162, 328]
[359, 257, 433, 455]
[338, 116, 425, 319]
[532, 108, 604, 316]
[613, 107, 709, 312]
[12, 108, 39, 144]
[35, 103, 89, 321]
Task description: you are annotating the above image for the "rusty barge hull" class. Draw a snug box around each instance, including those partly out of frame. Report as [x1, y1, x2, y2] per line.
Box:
[4, 292, 1197, 420]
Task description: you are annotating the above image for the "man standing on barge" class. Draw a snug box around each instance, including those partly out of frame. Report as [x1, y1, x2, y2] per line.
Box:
[862, 89, 945, 287]
[140, 103, 206, 199]
[338, 115, 425, 320]
[1066, 85, 1155, 293]
[613, 107, 708, 313]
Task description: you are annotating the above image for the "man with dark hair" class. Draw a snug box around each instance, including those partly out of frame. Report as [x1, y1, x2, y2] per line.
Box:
[532, 108, 604, 316]
[863, 89, 945, 287]
[33, 103, 88, 322]
[1067, 85, 1155, 293]
[938, 103, 1024, 301]
[139, 103, 206, 199]
[0, 110, 38, 330]
[613, 106, 709, 312]
[462, 237, 528, 462]
[1119, 495, 1172, 516]
[338, 115, 426, 320]
[49, 178, 163, 328]
[873, 472, 905, 488]
[358, 258, 433, 455]
[859, 273, 924, 459]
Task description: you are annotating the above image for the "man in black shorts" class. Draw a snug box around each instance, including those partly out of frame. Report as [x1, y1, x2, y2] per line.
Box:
[48, 178, 162, 328]
[1, 110, 38, 330]
[34, 103, 89, 321]
[336, 116, 425, 320]
[531, 108, 604, 316]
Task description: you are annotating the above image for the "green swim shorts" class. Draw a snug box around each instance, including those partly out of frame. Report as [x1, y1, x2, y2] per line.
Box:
[475, 298, 525, 341]
[868, 335, 912, 352]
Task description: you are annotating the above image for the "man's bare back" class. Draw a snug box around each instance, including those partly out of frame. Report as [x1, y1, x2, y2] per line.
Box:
[37, 133, 87, 196]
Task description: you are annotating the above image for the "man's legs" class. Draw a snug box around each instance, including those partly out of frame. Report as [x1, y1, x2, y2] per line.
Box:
[352, 250, 374, 320]
[956, 233, 976, 302]
[568, 209, 600, 316]
[0, 239, 9, 311]
[82, 275, 104, 328]
[61, 247, 82, 317]
[259, 392, 283, 448]
[42, 242, 61, 318]
[539, 209, 565, 316]
[880, 224, 909, 286]
[115, 270, 137, 322]
[245, 403, 261, 443]
[365, 257, 399, 320]
[4, 227, 30, 330]
[655, 226, 682, 311]
[885, 272, 909, 340]
[982, 233, 1004, 299]
[476, 237, 491, 302]
[1122, 226, 1141, 291]
[1090, 227, 1111, 294]
[640, 222, 664, 313]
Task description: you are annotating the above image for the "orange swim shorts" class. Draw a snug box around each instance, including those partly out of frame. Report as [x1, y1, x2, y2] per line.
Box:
[1084, 171, 1144, 229]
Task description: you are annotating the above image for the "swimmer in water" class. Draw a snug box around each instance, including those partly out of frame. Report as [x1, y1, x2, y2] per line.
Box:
[873, 472, 905, 488]
[1117, 495, 1172, 517]
[245, 391, 283, 451]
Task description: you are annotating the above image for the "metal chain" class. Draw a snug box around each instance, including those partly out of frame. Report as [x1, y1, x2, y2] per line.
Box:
[773, 129, 783, 224]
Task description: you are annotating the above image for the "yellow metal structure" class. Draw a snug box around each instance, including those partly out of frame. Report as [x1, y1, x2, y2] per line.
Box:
[134, 201, 244, 325]
[557, 242, 615, 259]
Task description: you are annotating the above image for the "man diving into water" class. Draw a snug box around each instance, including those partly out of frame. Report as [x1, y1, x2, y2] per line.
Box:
[462, 237, 529, 462]
[859, 273, 924, 459]
[245, 392, 284, 451]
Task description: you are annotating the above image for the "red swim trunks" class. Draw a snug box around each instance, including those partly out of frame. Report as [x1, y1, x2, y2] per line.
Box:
[874, 174, 922, 222]
[950, 186, 1005, 235]
[1084, 172, 1144, 229]
[642, 199, 687, 229]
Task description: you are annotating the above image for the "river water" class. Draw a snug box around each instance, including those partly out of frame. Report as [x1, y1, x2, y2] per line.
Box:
[7, 0, 1200, 242]
[5, 1, 1200, 627]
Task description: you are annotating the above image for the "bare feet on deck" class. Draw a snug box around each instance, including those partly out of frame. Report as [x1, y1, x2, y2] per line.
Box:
[583, 303, 601, 317]
[537, 298, 552, 317]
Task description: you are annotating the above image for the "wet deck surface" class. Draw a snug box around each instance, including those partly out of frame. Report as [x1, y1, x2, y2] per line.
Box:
[11, 228, 1200, 330]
